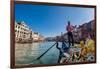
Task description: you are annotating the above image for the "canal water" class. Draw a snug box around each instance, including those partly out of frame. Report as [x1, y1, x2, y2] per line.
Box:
[15, 42, 63, 66]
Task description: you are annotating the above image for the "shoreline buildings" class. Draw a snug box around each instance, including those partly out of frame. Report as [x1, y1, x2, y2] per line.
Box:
[15, 20, 95, 43]
[72, 20, 95, 43]
[15, 21, 44, 43]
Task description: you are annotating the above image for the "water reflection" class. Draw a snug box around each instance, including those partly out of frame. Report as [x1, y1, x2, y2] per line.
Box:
[15, 42, 60, 66]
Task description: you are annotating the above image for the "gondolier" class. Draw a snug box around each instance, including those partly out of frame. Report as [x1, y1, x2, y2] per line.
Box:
[66, 21, 74, 47]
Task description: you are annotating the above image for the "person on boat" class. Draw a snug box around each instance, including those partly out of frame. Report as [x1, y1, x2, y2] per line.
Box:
[60, 41, 70, 63]
[66, 21, 74, 47]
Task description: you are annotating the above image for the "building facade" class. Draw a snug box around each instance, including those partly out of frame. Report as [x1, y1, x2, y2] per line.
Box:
[32, 32, 39, 41]
[15, 21, 44, 43]
[15, 21, 32, 43]
[72, 20, 95, 43]
[32, 32, 44, 42]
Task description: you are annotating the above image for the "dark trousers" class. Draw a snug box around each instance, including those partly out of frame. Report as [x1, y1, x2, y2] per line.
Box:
[67, 32, 74, 46]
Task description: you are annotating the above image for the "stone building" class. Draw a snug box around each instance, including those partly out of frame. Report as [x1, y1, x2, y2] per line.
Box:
[71, 20, 95, 43]
[15, 21, 32, 43]
[32, 32, 44, 42]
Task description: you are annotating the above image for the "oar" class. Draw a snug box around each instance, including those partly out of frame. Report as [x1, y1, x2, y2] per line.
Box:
[36, 43, 57, 60]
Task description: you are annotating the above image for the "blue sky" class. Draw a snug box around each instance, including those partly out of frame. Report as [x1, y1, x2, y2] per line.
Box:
[15, 4, 94, 37]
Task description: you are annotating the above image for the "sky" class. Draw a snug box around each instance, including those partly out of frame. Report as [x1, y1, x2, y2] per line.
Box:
[15, 4, 94, 37]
